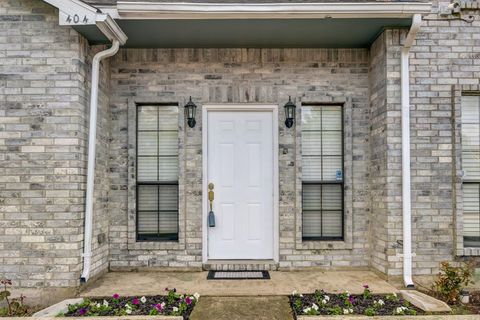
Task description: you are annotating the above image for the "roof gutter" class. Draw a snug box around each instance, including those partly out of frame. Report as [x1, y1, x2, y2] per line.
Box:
[42, 0, 127, 283]
[401, 13, 422, 288]
[112, 1, 432, 19]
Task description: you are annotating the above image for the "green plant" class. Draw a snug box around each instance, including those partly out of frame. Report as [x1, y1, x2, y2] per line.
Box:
[364, 307, 376, 316]
[433, 261, 474, 304]
[362, 284, 372, 299]
[327, 305, 343, 315]
[293, 297, 302, 312]
[0, 278, 29, 317]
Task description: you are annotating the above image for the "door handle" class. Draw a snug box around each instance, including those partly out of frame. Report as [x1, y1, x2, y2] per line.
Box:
[208, 183, 215, 227]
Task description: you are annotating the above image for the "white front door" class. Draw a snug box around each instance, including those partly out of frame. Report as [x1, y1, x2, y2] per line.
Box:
[207, 110, 274, 260]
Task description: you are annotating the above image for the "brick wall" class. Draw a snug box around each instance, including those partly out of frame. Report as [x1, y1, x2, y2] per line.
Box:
[1, 0, 480, 296]
[107, 48, 372, 270]
[368, 1, 480, 277]
[0, 0, 110, 301]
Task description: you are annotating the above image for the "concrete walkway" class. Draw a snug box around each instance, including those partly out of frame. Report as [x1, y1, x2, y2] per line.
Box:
[80, 270, 398, 297]
[190, 296, 293, 320]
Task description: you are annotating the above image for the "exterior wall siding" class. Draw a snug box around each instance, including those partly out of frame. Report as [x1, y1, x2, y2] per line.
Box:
[0, 0, 480, 298]
[0, 0, 110, 301]
[107, 48, 372, 270]
[367, 0, 480, 277]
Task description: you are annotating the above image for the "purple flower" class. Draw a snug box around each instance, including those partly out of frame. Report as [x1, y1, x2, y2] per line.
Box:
[363, 284, 369, 289]
[185, 297, 192, 305]
[112, 293, 119, 299]
[155, 303, 164, 311]
[78, 308, 87, 316]
[132, 298, 139, 305]
[348, 295, 355, 304]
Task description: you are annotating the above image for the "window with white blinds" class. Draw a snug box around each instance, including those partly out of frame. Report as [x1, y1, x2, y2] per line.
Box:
[301, 105, 343, 240]
[136, 105, 179, 241]
[462, 95, 480, 247]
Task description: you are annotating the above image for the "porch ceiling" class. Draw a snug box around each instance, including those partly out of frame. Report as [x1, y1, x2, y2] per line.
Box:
[74, 17, 412, 48]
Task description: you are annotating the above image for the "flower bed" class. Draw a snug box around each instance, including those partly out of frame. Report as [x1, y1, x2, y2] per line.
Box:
[290, 285, 422, 317]
[60, 289, 198, 319]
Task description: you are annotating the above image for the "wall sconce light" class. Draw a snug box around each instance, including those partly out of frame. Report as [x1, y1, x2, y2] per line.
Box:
[284, 96, 296, 128]
[184, 96, 197, 128]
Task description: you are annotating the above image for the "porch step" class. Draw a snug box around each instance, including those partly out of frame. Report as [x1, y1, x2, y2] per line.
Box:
[203, 260, 278, 271]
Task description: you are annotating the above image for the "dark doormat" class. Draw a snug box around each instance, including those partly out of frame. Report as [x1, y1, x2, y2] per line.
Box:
[207, 270, 270, 280]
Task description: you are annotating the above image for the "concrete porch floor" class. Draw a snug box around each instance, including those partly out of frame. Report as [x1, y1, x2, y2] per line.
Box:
[80, 270, 399, 297]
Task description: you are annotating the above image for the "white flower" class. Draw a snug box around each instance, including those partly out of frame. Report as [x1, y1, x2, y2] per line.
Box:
[96, 303, 101, 308]
[312, 303, 319, 311]
[343, 308, 349, 315]
[377, 299, 385, 306]
[300, 294, 304, 297]
[140, 296, 147, 304]
[303, 307, 311, 314]
[349, 308, 353, 313]
[103, 300, 109, 307]
[321, 299, 327, 305]
[125, 308, 132, 314]
[292, 290, 297, 296]
[125, 303, 132, 309]
[193, 292, 200, 300]
[393, 293, 397, 297]
[172, 307, 179, 312]
[395, 306, 408, 314]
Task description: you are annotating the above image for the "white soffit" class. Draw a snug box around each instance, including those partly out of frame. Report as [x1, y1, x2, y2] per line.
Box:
[112, 1, 433, 19]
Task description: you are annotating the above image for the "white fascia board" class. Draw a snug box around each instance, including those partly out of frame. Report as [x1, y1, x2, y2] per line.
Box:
[115, 2, 433, 19]
[96, 15, 128, 45]
[42, 0, 127, 44]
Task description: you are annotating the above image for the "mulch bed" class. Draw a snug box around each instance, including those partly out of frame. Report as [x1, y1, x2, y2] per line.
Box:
[64, 295, 196, 319]
[290, 291, 423, 318]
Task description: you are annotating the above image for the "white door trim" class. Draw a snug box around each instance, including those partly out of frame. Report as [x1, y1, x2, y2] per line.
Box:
[202, 104, 279, 264]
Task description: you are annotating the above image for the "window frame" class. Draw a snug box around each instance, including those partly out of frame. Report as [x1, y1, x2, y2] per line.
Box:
[135, 104, 180, 242]
[459, 93, 480, 249]
[452, 86, 480, 256]
[300, 103, 345, 242]
[127, 98, 186, 251]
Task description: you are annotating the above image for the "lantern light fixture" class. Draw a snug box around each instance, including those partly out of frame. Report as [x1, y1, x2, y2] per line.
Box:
[284, 96, 296, 128]
[184, 96, 197, 128]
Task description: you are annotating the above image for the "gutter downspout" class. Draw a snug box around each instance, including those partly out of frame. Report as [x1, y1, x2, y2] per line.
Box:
[80, 40, 120, 283]
[401, 13, 422, 288]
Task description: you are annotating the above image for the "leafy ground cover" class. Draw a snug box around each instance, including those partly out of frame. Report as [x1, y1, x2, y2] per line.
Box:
[0, 279, 41, 317]
[61, 289, 198, 319]
[290, 285, 422, 317]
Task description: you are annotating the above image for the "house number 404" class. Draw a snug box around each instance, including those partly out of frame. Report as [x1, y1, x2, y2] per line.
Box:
[65, 14, 88, 24]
